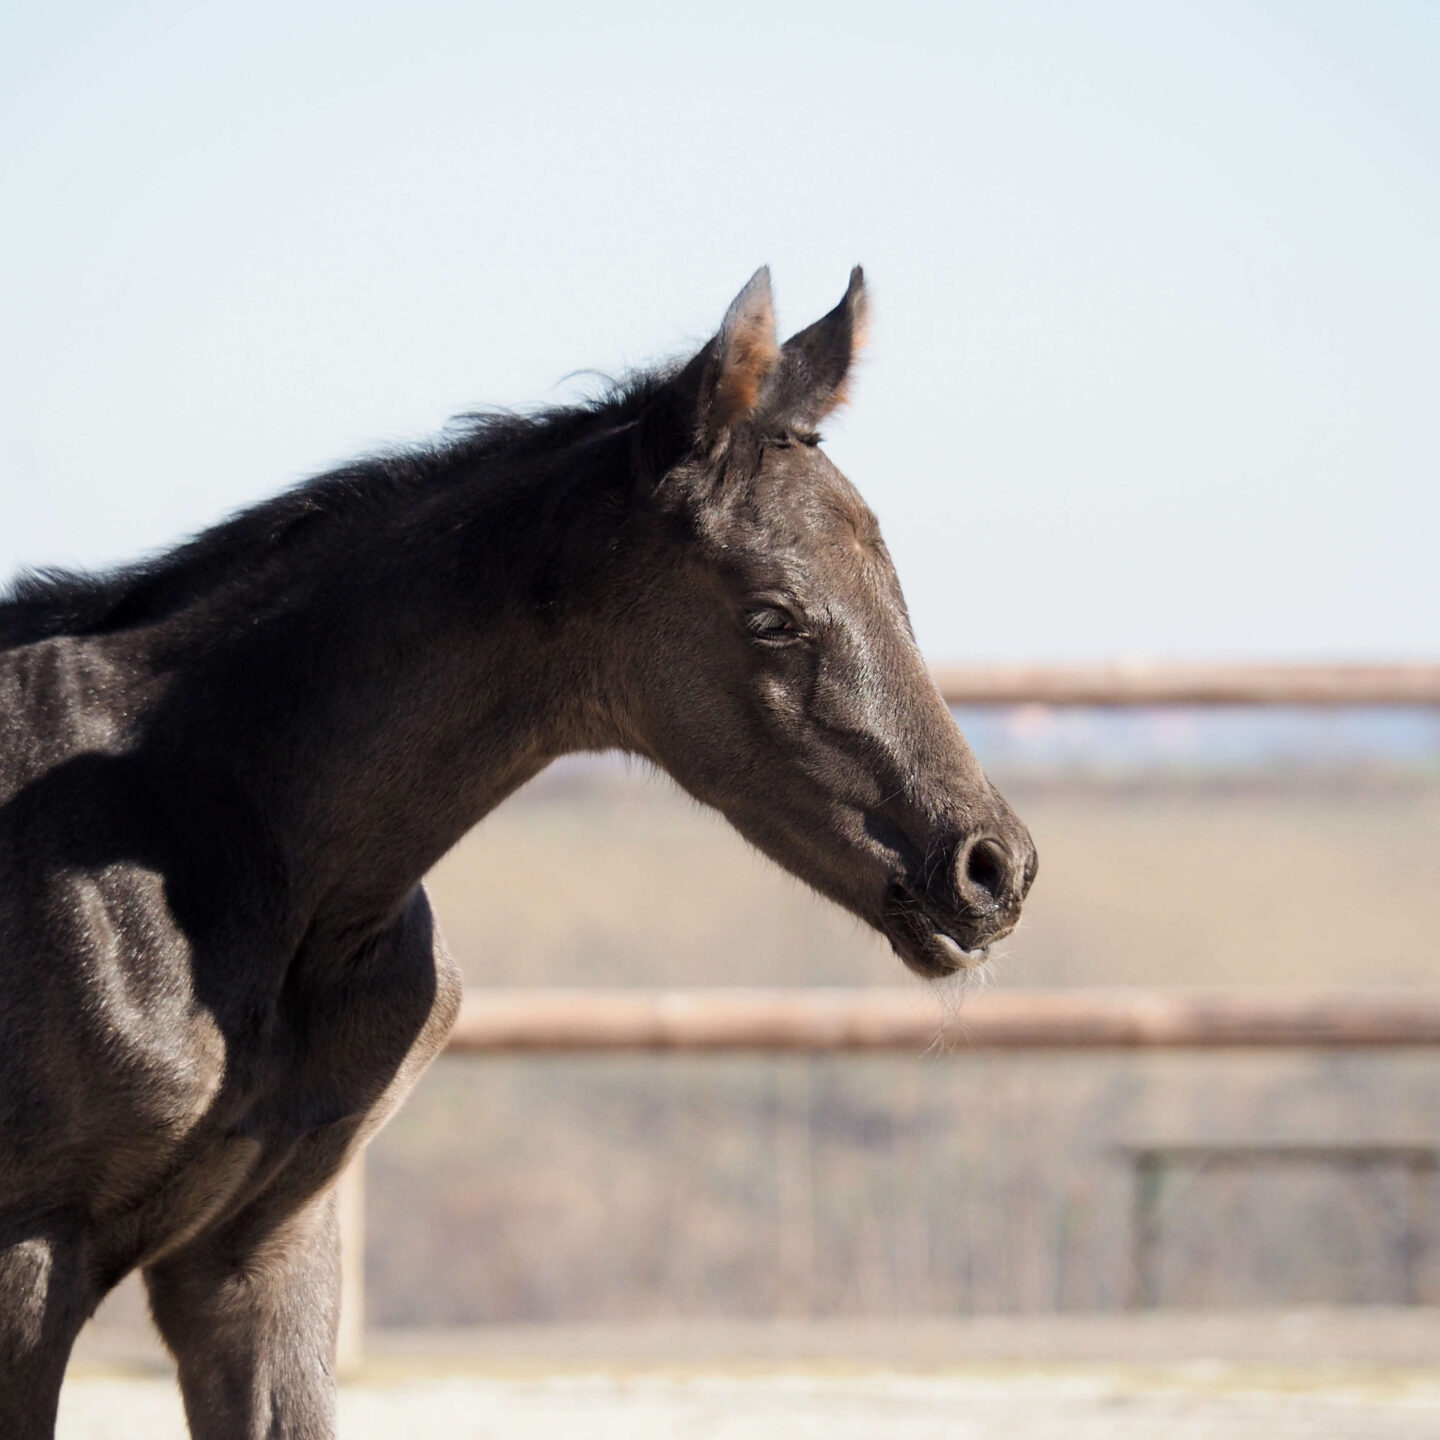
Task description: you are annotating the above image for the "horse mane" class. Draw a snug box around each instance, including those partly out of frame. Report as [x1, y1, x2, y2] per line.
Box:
[0, 367, 680, 650]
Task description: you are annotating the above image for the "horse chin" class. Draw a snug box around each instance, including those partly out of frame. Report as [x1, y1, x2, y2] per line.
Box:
[892, 929, 990, 980]
[879, 885, 1000, 980]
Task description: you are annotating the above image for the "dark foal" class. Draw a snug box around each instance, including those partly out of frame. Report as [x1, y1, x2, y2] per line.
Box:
[0, 268, 1035, 1438]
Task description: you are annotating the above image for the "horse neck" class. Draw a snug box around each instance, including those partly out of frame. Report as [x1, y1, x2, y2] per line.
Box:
[152, 450, 628, 931]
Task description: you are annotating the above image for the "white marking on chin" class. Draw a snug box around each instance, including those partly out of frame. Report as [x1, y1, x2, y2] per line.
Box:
[934, 933, 989, 971]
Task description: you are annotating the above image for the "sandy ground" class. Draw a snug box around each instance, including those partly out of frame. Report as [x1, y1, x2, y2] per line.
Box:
[53, 1369, 1440, 1440]
[62, 1312, 1440, 1439]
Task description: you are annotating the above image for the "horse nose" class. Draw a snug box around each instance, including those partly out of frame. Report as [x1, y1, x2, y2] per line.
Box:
[955, 831, 1036, 914]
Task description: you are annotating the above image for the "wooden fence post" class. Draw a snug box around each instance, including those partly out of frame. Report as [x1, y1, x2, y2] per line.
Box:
[1128, 1151, 1166, 1309]
[336, 1154, 366, 1375]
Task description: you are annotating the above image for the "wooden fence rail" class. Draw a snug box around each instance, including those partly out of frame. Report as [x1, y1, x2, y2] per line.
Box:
[931, 663, 1440, 707]
[446, 986, 1440, 1053]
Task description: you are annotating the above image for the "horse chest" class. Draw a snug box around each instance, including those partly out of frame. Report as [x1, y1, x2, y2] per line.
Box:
[99, 969, 443, 1269]
[167, 924, 453, 1209]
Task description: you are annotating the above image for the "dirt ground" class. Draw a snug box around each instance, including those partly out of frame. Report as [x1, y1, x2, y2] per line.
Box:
[62, 1311, 1440, 1439]
[53, 1369, 1440, 1440]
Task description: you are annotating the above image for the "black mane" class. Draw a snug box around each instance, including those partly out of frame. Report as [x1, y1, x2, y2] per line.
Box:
[0, 368, 678, 650]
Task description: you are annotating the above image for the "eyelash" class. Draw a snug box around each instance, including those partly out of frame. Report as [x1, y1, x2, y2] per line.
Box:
[743, 606, 805, 642]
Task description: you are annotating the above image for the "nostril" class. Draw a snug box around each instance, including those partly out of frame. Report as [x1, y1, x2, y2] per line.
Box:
[962, 837, 1011, 905]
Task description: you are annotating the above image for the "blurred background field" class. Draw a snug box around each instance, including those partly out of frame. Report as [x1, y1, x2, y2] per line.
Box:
[368, 713, 1440, 1326]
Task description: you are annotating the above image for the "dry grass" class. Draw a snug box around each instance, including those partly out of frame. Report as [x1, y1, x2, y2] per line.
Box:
[425, 766, 1440, 990]
[349, 771, 1440, 1326]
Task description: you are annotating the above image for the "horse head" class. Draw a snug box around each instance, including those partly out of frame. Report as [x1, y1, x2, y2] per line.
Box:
[608, 268, 1037, 977]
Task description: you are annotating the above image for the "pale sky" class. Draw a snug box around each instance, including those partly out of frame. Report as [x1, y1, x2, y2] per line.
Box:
[2, 0, 1436, 662]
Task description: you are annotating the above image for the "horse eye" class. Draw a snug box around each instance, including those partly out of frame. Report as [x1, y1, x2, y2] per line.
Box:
[744, 607, 802, 641]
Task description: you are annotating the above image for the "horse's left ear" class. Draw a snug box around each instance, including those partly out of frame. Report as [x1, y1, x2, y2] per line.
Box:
[706, 267, 780, 437]
[761, 266, 869, 430]
[640, 267, 780, 472]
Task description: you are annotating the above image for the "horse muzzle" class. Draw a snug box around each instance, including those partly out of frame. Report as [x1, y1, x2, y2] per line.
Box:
[879, 825, 1037, 978]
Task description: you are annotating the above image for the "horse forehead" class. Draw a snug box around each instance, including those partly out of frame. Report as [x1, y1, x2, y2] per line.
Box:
[743, 457, 882, 557]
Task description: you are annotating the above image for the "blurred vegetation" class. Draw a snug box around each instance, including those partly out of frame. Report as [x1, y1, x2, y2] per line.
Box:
[370, 1050, 1440, 1322]
[363, 742, 1440, 1322]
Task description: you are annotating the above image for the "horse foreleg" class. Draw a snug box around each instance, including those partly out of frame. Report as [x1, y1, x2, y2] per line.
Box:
[0, 1227, 92, 1440]
[145, 1188, 340, 1440]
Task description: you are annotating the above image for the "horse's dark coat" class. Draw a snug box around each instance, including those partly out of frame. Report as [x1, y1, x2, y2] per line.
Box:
[0, 269, 1034, 1438]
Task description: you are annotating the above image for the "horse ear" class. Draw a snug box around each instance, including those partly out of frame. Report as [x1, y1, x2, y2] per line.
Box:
[689, 267, 780, 448]
[762, 266, 868, 430]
